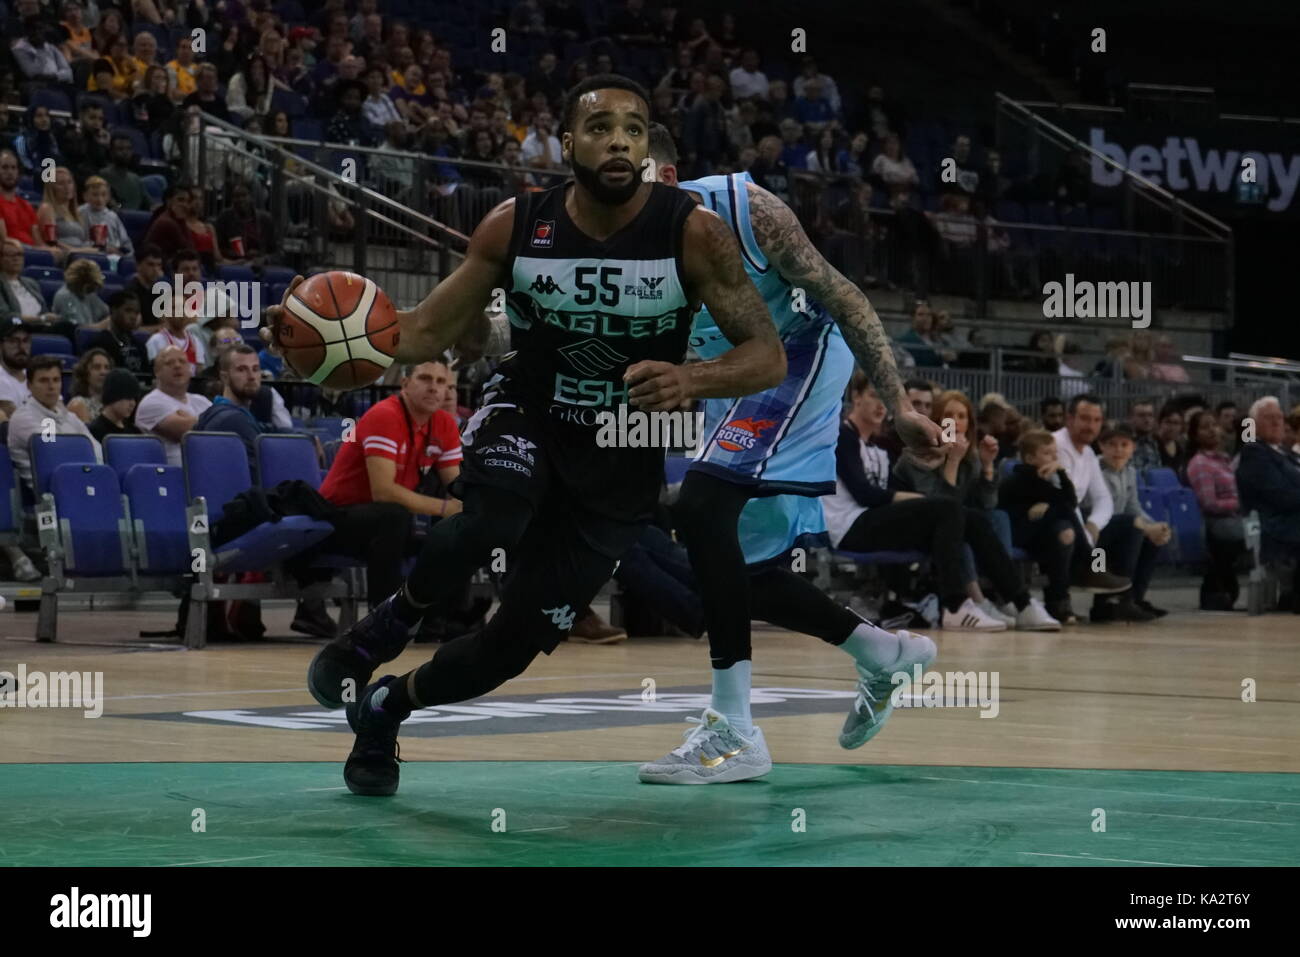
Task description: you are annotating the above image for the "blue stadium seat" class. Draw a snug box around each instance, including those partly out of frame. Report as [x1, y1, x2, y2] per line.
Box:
[120, 209, 153, 243]
[115, 257, 137, 279]
[0, 445, 19, 535]
[30, 334, 73, 357]
[255, 433, 321, 489]
[217, 264, 256, 282]
[38, 279, 61, 304]
[29, 87, 73, 114]
[270, 88, 307, 118]
[1144, 467, 1180, 489]
[1000, 457, 1019, 478]
[22, 248, 55, 268]
[308, 417, 347, 441]
[22, 265, 62, 282]
[322, 439, 342, 467]
[68, 252, 112, 272]
[49, 463, 128, 576]
[123, 464, 190, 575]
[290, 117, 322, 141]
[103, 434, 167, 483]
[182, 431, 332, 573]
[260, 266, 296, 285]
[32, 434, 98, 497]
[1161, 487, 1206, 564]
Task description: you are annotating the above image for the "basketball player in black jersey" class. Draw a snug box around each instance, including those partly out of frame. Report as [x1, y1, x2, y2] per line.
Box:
[269, 75, 786, 796]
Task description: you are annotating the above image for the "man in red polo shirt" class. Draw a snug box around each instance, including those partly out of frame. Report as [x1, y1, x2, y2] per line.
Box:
[0, 150, 40, 246]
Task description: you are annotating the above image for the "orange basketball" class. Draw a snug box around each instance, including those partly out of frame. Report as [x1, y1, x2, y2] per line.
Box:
[276, 271, 399, 389]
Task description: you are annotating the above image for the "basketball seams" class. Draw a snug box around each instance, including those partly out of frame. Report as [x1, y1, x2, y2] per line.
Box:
[282, 271, 398, 388]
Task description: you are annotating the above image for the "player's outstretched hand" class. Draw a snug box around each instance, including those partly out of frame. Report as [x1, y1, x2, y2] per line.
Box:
[895, 406, 943, 452]
[258, 275, 305, 358]
[625, 360, 691, 412]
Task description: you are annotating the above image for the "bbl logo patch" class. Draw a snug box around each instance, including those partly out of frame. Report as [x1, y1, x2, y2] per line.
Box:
[531, 219, 555, 248]
[716, 417, 778, 452]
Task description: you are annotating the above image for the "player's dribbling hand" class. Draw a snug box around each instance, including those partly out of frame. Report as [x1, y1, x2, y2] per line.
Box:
[625, 360, 691, 412]
[258, 275, 305, 358]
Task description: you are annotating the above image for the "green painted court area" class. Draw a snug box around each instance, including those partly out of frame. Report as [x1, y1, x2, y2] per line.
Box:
[3, 763, 1296, 867]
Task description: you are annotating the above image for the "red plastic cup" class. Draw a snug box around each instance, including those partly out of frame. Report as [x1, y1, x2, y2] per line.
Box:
[229, 236, 245, 257]
[90, 223, 109, 247]
[41, 222, 57, 244]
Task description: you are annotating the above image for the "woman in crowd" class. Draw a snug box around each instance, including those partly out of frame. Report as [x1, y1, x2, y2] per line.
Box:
[1185, 410, 1247, 610]
[51, 257, 109, 332]
[38, 166, 98, 256]
[132, 64, 175, 134]
[13, 104, 63, 174]
[67, 348, 115, 423]
[870, 131, 918, 197]
[184, 185, 228, 272]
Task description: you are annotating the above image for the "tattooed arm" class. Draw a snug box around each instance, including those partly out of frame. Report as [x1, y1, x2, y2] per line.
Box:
[626, 205, 786, 411]
[746, 181, 941, 451]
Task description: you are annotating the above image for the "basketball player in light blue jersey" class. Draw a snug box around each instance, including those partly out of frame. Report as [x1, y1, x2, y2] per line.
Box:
[638, 125, 942, 784]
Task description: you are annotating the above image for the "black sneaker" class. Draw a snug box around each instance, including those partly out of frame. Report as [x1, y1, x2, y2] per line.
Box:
[1045, 598, 1078, 625]
[307, 595, 414, 710]
[1071, 570, 1132, 594]
[1092, 596, 1155, 623]
[344, 676, 403, 797]
[291, 597, 337, 640]
[1136, 599, 1169, 618]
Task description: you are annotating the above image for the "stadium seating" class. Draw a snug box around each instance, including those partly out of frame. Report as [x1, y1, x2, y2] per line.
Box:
[254, 433, 321, 490]
[1161, 487, 1206, 565]
[123, 464, 191, 576]
[103, 434, 168, 483]
[47, 463, 130, 577]
[31, 434, 98, 498]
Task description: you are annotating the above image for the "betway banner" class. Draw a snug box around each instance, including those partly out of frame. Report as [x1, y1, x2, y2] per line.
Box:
[1079, 124, 1300, 216]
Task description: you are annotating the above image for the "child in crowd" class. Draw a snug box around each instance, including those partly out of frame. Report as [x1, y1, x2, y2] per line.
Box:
[1098, 422, 1172, 617]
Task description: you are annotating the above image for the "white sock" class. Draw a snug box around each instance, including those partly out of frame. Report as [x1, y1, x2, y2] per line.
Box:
[710, 660, 753, 736]
[840, 621, 904, 672]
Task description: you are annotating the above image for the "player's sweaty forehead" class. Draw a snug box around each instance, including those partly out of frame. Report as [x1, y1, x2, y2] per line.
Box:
[573, 89, 648, 129]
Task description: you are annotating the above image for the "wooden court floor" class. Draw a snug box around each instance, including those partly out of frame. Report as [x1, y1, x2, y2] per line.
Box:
[2, 586, 1298, 866]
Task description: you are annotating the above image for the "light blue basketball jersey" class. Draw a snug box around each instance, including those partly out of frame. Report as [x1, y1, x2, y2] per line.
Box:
[678, 172, 854, 564]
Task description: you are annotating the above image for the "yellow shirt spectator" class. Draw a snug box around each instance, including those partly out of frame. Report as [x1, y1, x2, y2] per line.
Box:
[168, 59, 198, 97]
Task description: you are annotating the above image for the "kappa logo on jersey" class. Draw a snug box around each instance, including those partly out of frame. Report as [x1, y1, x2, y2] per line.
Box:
[542, 604, 576, 630]
[529, 274, 565, 295]
[624, 275, 666, 300]
[531, 219, 556, 248]
[557, 338, 630, 376]
[716, 416, 779, 452]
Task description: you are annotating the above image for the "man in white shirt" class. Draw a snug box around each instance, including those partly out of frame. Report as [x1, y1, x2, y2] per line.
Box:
[134, 347, 212, 466]
[1052, 393, 1147, 622]
[0, 317, 32, 417]
[792, 57, 841, 116]
[520, 112, 563, 170]
[8, 354, 101, 491]
[728, 49, 769, 101]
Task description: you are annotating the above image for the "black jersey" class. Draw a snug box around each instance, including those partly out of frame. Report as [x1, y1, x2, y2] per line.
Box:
[483, 181, 699, 523]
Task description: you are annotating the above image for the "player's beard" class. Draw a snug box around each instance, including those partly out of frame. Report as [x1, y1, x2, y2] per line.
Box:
[571, 155, 642, 206]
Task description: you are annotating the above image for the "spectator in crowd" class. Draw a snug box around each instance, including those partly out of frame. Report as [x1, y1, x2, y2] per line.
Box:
[51, 255, 109, 330]
[0, 317, 33, 418]
[120, 244, 165, 334]
[1288, 405, 1300, 458]
[214, 182, 274, 265]
[65, 346, 113, 423]
[749, 135, 790, 203]
[1154, 401, 1188, 473]
[326, 79, 371, 145]
[1052, 394, 1149, 622]
[0, 238, 57, 330]
[78, 175, 133, 256]
[841, 130, 871, 177]
[59, 1, 96, 64]
[88, 367, 142, 442]
[805, 128, 845, 174]
[134, 346, 212, 466]
[793, 77, 836, 133]
[1054, 148, 1090, 213]
[0, 148, 42, 247]
[999, 429, 1125, 625]
[896, 300, 947, 368]
[1216, 401, 1240, 454]
[59, 101, 112, 183]
[38, 165, 98, 256]
[527, 50, 566, 105]
[87, 290, 150, 377]
[830, 374, 1055, 631]
[13, 104, 63, 176]
[1098, 422, 1171, 617]
[979, 148, 1013, 206]
[391, 64, 435, 125]
[940, 134, 981, 197]
[1148, 334, 1190, 383]
[792, 57, 841, 115]
[609, 0, 656, 46]
[361, 64, 403, 132]
[851, 84, 904, 141]
[130, 30, 159, 76]
[91, 9, 126, 59]
[12, 17, 74, 86]
[100, 134, 157, 211]
[167, 35, 200, 101]
[1185, 410, 1247, 610]
[9, 353, 102, 493]
[183, 63, 231, 125]
[979, 393, 1022, 460]
[143, 184, 192, 251]
[777, 118, 807, 169]
[521, 110, 562, 170]
[145, 255, 208, 373]
[1127, 399, 1160, 471]
[193, 345, 287, 478]
[870, 131, 918, 198]
[105, 34, 144, 96]
[729, 49, 769, 101]
[1236, 396, 1300, 612]
[1036, 396, 1064, 432]
[872, 377, 933, 463]
[683, 75, 728, 177]
[657, 47, 696, 106]
[227, 54, 279, 122]
[184, 186, 227, 271]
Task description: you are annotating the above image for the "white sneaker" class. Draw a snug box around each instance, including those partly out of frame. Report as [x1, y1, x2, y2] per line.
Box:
[942, 597, 1008, 631]
[1010, 597, 1061, 632]
[638, 708, 771, 785]
[839, 629, 938, 750]
[978, 598, 1016, 626]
